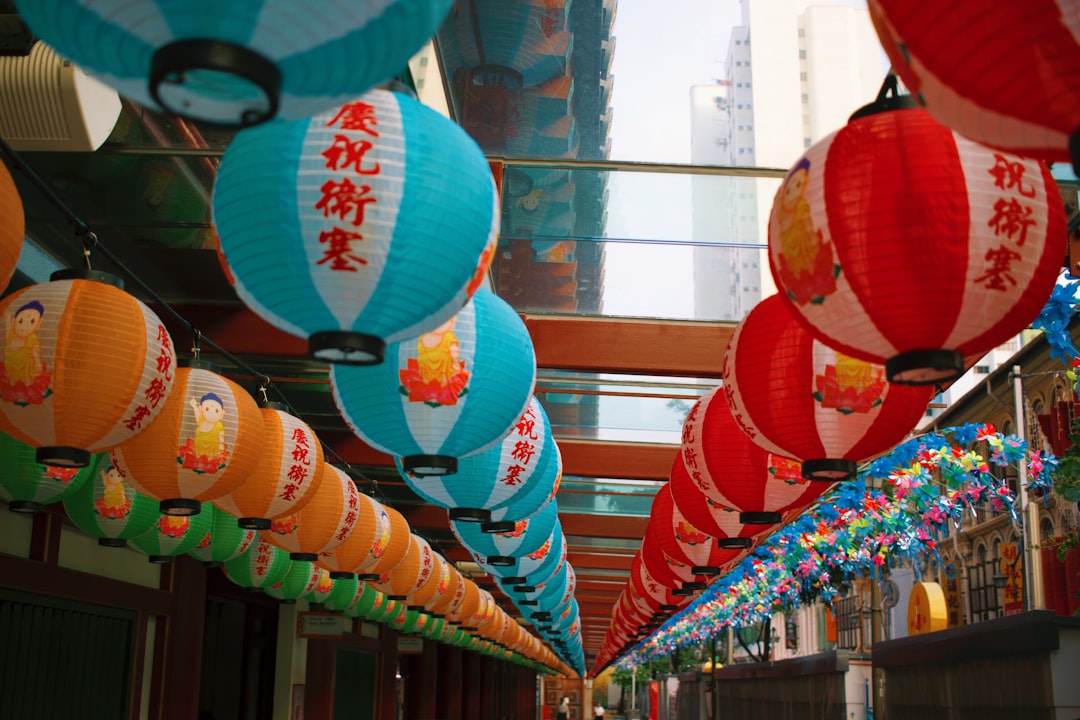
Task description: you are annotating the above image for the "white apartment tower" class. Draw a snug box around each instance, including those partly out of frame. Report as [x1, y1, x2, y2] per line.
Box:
[691, 0, 883, 320]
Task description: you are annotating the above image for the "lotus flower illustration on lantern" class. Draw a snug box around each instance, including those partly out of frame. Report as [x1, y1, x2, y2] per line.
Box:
[177, 392, 230, 473]
[813, 354, 886, 415]
[398, 317, 471, 407]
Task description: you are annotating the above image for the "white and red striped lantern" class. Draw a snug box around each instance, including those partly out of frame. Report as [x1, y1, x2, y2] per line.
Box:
[867, 3, 1080, 173]
[654, 479, 746, 576]
[669, 453, 779, 550]
[682, 388, 829, 525]
[723, 294, 933, 481]
[768, 105, 1064, 385]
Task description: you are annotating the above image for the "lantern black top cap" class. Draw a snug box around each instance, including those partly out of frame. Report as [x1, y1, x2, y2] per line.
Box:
[50, 268, 124, 289]
[849, 72, 918, 121]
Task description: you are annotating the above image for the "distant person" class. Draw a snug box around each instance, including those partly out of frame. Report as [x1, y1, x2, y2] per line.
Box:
[557, 696, 569, 720]
[595, 701, 605, 720]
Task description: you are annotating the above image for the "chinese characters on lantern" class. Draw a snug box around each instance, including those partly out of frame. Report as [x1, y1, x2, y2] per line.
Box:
[499, 404, 540, 486]
[977, 155, 1041, 291]
[253, 539, 274, 578]
[338, 487, 359, 543]
[279, 428, 312, 502]
[680, 402, 710, 493]
[124, 324, 173, 432]
[316, 101, 382, 272]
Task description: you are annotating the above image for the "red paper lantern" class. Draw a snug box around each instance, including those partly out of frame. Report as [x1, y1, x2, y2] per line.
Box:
[651, 481, 744, 579]
[768, 105, 1064, 385]
[867, 3, 1080, 173]
[264, 463, 360, 561]
[723, 294, 933, 481]
[681, 388, 829, 525]
[669, 453, 779, 550]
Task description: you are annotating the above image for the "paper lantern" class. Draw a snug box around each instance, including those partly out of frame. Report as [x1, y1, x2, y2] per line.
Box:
[398, 396, 555, 522]
[332, 288, 536, 475]
[474, 522, 565, 586]
[0, 270, 177, 467]
[223, 537, 291, 589]
[306, 568, 337, 606]
[451, 500, 560, 566]
[349, 503, 412, 581]
[0, 159, 23, 291]
[111, 361, 264, 515]
[212, 403, 324, 529]
[682, 388, 830, 525]
[446, 578, 483, 627]
[768, 104, 1064, 385]
[263, 559, 322, 603]
[316, 491, 390, 579]
[481, 443, 562, 532]
[346, 583, 387, 619]
[867, 4, 1080, 173]
[651, 482, 743, 577]
[188, 505, 257, 568]
[724, 294, 932, 481]
[426, 563, 463, 617]
[407, 551, 448, 611]
[371, 534, 434, 601]
[668, 453, 777, 550]
[63, 455, 160, 547]
[214, 88, 498, 366]
[324, 576, 365, 614]
[128, 507, 213, 564]
[264, 463, 360, 561]
[15, 0, 455, 126]
[0, 430, 101, 513]
[639, 516, 698, 591]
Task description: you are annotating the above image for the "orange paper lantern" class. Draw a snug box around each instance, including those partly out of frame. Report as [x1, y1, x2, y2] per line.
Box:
[264, 463, 361, 561]
[0, 160, 24, 291]
[112, 362, 264, 515]
[317, 491, 391, 579]
[0, 270, 177, 467]
[427, 564, 462, 617]
[354, 504, 412, 580]
[371, 534, 434, 601]
[407, 550, 449, 611]
[212, 402, 324, 529]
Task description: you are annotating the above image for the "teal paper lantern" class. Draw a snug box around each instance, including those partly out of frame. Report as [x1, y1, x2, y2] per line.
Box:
[129, 507, 213, 563]
[223, 537, 292, 590]
[474, 523, 566, 586]
[188, 505, 257, 568]
[15, 0, 455, 126]
[398, 397, 557, 524]
[62, 455, 160, 547]
[477, 442, 561, 532]
[332, 289, 536, 476]
[0, 431, 102, 513]
[451, 501, 559, 566]
[214, 88, 499, 365]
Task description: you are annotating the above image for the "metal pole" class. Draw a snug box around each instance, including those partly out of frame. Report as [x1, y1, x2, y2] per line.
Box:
[870, 576, 885, 719]
[1013, 365, 1045, 610]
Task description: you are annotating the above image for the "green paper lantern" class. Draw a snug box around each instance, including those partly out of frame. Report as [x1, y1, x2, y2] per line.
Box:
[384, 603, 409, 631]
[305, 568, 335, 606]
[400, 608, 431, 635]
[129, 507, 213, 563]
[346, 583, 384, 619]
[188, 505, 257, 568]
[323, 576, 364, 613]
[223, 537, 291, 589]
[420, 617, 446, 640]
[63, 456, 160, 547]
[0, 431, 103, 513]
[264, 560, 322, 603]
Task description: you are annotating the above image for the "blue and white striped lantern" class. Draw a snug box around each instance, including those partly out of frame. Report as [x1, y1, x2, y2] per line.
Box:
[498, 560, 574, 609]
[15, 0, 455, 127]
[332, 288, 536, 476]
[474, 522, 565, 586]
[481, 442, 561, 532]
[213, 88, 499, 365]
[397, 396, 554, 523]
[450, 500, 559, 567]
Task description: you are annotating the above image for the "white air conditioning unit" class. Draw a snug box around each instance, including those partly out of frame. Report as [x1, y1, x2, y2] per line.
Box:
[0, 41, 121, 152]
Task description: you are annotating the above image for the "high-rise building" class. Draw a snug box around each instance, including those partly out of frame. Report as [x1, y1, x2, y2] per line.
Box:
[690, 0, 883, 320]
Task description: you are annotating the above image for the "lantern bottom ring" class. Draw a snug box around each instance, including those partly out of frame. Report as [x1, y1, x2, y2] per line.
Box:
[739, 511, 780, 525]
[98, 538, 127, 548]
[1071, 129, 1080, 179]
[290, 552, 318, 562]
[486, 555, 515, 567]
[448, 507, 491, 523]
[150, 39, 281, 127]
[716, 537, 753, 549]
[160, 498, 201, 516]
[682, 581, 707, 591]
[387, 594, 407, 601]
[519, 599, 538, 606]
[36, 445, 90, 469]
[801, 458, 857, 482]
[202, 561, 224, 569]
[403, 454, 458, 476]
[691, 565, 720, 576]
[148, 555, 175, 565]
[7, 500, 44, 514]
[671, 587, 696, 596]
[310, 330, 386, 366]
[238, 517, 272, 530]
[357, 573, 381, 581]
[480, 520, 516, 534]
[885, 349, 963, 385]
[512, 585, 536, 593]
[501, 575, 527, 585]
[330, 571, 356, 580]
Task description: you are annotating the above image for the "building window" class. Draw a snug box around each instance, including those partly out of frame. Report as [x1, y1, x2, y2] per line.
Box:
[801, 93, 809, 103]
[804, 137, 812, 148]
[975, 365, 990, 374]
[798, 28, 805, 38]
[799, 49, 807, 59]
[800, 71, 807, 81]
[419, 56, 428, 67]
